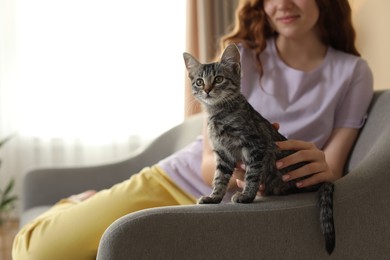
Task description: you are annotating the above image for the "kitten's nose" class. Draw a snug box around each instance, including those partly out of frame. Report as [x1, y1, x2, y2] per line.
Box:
[204, 85, 213, 94]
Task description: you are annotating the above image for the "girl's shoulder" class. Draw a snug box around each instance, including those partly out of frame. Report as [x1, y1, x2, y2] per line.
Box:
[327, 47, 371, 72]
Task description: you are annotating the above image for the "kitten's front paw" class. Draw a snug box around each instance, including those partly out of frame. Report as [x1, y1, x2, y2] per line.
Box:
[231, 192, 255, 204]
[197, 196, 222, 204]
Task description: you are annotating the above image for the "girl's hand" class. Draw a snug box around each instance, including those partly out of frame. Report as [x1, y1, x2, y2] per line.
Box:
[276, 140, 338, 188]
[236, 127, 356, 192]
[68, 190, 97, 203]
[236, 178, 266, 196]
[235, 162, 266, 196]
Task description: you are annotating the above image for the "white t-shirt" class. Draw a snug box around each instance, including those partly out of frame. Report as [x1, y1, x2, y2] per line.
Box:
[158, 39, 374, 199]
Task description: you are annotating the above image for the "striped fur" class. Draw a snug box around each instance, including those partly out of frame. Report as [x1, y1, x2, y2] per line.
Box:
[183, 44, 335, 254]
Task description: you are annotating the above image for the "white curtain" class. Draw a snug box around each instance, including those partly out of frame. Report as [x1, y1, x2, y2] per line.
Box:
[0, 0, 186, 215]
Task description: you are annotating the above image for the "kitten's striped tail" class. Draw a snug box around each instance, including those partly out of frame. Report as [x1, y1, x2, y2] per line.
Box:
[318, 182, 335, 255]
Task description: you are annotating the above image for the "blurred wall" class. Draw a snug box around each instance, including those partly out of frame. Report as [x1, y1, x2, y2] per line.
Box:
[350, 0, 390, 89]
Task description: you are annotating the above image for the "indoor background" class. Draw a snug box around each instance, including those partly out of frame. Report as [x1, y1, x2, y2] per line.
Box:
[0, 0, 388, 219]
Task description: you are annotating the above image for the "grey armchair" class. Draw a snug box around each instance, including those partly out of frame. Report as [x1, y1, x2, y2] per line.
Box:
[21, 90, 390, 259]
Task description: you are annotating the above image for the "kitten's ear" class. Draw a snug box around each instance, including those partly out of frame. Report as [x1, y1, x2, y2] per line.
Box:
[220, 44, 241, 74]
[183, 52, 201, 71]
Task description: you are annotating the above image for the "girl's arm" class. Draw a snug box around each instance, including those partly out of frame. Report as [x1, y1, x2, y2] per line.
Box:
[200, 118, 216, 187]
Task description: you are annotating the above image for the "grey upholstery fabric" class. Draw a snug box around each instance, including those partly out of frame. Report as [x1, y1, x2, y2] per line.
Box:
[20, 114, 204, 226]
[20, 91, 390, 259]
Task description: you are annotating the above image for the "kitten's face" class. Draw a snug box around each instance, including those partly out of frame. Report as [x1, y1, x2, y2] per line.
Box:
[183, 44, 241, 106]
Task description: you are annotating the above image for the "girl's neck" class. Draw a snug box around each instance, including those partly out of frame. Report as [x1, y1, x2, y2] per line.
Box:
[274, 35, 328, 72]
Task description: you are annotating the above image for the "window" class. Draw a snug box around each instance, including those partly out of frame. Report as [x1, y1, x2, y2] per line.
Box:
[12, 0, 186, 142]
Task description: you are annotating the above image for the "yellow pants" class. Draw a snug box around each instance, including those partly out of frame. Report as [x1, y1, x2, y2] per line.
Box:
[12, 166, 197, 260]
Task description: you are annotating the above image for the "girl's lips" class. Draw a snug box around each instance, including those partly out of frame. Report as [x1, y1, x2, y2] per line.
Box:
[277, 15, 300, 24]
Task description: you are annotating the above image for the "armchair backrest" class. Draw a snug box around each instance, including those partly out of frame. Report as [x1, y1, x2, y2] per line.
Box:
[128, 113, 204, 168]
[346, 90, 390, 172]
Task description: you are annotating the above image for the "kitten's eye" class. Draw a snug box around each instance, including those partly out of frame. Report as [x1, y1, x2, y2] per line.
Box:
[196, 79, 204, 86]
[214, 76, 224, 84]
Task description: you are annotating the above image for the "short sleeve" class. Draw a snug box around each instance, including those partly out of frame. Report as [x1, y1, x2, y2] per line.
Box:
[334, 59, 374, 129]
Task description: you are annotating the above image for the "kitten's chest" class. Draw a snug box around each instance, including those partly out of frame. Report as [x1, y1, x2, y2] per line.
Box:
[208, 119, 247, 149]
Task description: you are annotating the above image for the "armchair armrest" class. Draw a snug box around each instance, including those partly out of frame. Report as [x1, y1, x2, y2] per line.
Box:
[21, 114, 204, 212]
[21, 159, 139, 212]
[98, 195, 327, 259]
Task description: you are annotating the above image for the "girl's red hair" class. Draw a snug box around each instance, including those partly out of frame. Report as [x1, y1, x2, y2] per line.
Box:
[221, 0, 359, 75]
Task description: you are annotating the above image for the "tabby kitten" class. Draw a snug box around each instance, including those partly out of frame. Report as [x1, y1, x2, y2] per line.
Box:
[183, 44, 335, 254]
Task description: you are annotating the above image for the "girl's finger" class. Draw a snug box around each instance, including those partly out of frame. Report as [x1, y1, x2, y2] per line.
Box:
[282, 162, 326, 181]
[276, 139, 316, 151]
